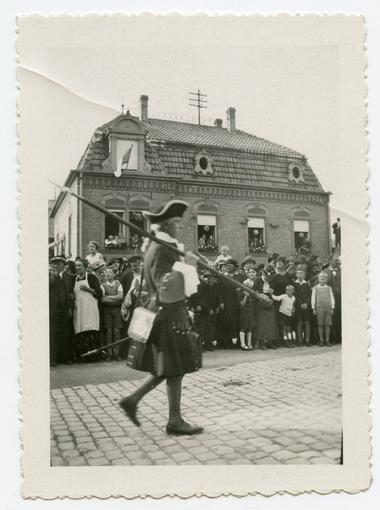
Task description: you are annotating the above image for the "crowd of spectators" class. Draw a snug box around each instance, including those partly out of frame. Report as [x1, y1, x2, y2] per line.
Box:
[49, 241, 341, 366]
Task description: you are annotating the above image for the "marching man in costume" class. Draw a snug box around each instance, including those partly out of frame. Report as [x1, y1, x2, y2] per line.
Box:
[119, 200, 204, 435]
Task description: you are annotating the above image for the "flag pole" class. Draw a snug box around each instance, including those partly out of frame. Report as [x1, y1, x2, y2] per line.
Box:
[49, 180, 267, 299]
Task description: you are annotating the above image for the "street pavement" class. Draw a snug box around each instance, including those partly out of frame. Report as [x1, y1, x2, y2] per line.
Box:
[50, 346, 341, 466]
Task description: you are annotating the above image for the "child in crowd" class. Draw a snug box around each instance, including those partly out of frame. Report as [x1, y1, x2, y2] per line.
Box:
[271, 284, 297, 347]
[100, 267, 123, 361]
[191, 270, 223, 351]
[238, 285, 255, 350]
[311, 272, 335, 346]
[215, 245, 232, 265]
[294, 268, 312, 346]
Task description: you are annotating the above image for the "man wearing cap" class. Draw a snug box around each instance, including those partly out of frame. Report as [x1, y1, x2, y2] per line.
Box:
[120, 255, 143, 298]
[49, 255, 73, 366]
[119, 200, 203, 435]
[218, 258, 240, 348]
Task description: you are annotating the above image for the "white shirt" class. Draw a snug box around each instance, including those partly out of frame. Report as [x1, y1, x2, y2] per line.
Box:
[215, 254, 232, 264]
[85, 252, 105, 268]
[272, 294, 296, 317]
[154, 230, 185, 252]
[101, 280, 123, 297]
[154, 230, 198, 296]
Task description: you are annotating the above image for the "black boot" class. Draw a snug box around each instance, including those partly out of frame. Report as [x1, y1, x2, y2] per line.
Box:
[166, 420, 204, 435]
[166, 376, 203, 436]
[119, 375, 165, 427]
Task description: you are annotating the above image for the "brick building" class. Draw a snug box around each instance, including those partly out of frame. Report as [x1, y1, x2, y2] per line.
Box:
[50, 95, 331, 262]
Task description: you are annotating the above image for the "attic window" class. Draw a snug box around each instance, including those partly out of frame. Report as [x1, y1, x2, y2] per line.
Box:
[292, 166, 300, 179]
[199, 157, 209, 171]
[288, 162, 305, 183]
[194, 150, 214, 176]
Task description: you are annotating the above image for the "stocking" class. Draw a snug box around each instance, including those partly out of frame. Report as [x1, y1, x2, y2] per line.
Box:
[166, 375, 183, 425]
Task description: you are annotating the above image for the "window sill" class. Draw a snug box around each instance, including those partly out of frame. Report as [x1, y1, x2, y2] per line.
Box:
[197, 247, 218, 254]
[248, 250, 268, 255]
[104, 244, 143, 251]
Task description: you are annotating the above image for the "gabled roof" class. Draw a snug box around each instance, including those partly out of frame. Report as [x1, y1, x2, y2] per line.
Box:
[143, 118, 304, 158]
[76, 114, 325, 193]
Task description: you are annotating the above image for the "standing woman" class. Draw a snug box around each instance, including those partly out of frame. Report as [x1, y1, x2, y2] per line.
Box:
[119, 200, 203, 435]
[85, 240, 105, 272]
[73, 258, 103, 360]
[218, 259, 240, 348]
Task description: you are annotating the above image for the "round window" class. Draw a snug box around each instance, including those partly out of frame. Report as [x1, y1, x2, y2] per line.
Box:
[199, 156, 209, 170]
[292, 166, 300, 179]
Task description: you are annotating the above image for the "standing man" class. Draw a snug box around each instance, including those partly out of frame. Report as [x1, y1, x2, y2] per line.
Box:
[323, 254, 342, 343]
[119, 200, 204, 435]
[49, 255, 72, 366]
[120, 255, 143, 298]
[332, 218, 341, 250]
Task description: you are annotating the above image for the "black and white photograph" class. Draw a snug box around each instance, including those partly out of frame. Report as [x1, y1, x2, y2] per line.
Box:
[18, 12, 370, 498]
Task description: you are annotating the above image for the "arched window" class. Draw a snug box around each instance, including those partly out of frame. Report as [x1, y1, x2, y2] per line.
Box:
[127, 197, 150, 250]
[104, 197, 126, 250]
[293, 209, 311, 254]
[196, 203, 218, 253]
[247, 206, 267, 254]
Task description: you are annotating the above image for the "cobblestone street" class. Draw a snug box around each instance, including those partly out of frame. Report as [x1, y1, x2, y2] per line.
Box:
[50, 346, 341, 466]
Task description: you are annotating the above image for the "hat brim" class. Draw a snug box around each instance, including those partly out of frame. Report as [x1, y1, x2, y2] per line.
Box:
[143, 200, 189, 223]
[50, 257, 66, 264]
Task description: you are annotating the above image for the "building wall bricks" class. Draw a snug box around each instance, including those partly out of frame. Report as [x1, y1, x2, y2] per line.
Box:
[79, 181, 329, 262]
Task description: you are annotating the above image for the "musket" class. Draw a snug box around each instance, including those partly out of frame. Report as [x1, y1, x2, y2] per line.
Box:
[81, 336, 130, 358]
[49, 180, 268, 300]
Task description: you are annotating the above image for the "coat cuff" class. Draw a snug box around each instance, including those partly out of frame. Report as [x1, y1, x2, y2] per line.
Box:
[172, 261, 200, 297]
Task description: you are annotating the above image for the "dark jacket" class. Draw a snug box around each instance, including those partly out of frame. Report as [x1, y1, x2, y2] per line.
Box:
[269, 272, 293, 296]
[143, 240, 185, 305]
[294, 280, 312, 310]
[323, 267, 341, 298]
[49, 273, 71, 318]
[120, 270, 134, 298]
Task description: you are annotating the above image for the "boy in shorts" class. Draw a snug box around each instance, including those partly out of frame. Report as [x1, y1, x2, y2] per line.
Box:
[311, 272, 335, 346]
[271, 284, 296, 347]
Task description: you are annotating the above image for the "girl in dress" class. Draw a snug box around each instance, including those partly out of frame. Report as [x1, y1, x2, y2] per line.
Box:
[238, 289, 255, 351]
[85, 240, 105, 272]
[238, 268, 258, 350]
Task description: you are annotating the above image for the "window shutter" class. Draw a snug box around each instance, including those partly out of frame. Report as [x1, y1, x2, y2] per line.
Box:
[294, 220, 310, 232]
[248, 218, 265, 229]
[197, 214, 217, 226]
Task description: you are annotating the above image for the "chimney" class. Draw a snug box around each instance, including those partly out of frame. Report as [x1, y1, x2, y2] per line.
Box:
[226, 107, 236, 132]
[140, 95, 149, 122]
[214, 118, 223, 128]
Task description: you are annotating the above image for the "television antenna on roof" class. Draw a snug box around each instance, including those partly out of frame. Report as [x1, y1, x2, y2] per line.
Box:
[189, 89, 208, 125]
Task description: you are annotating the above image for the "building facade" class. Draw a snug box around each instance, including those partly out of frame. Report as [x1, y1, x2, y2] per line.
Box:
[50, 95, 331, 262]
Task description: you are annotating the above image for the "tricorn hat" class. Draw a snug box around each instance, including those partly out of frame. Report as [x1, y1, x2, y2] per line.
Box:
[50, 255, 66, 264]
[142, 200, 189, 223]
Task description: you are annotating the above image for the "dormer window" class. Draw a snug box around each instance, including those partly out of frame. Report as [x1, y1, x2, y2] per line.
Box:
[115, 140, 138, 175]
[102, 112, 148, 177]
[194, 150, 214, 176]
[288, 162, 305, 183]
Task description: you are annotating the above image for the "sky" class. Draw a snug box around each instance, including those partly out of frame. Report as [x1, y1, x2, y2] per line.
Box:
[18, 15, 364, 214]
